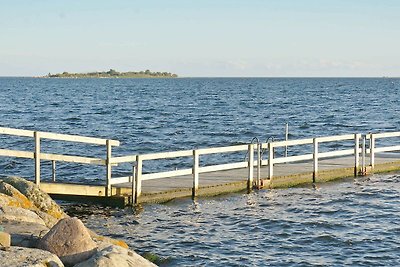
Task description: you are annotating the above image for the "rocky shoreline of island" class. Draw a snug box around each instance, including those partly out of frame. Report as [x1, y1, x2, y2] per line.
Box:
[43, 69, 178, 79]
[0, 176, 157, 267]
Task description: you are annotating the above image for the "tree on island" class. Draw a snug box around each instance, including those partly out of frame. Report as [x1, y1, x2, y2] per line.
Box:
[107, 69, 119, 76]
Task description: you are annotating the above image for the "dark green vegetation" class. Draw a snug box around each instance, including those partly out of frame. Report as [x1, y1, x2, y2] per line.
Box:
[142, 252, 172, 265]
[45, 69, 178, 78]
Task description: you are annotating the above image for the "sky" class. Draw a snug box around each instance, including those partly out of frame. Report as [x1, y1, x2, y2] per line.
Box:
[0, 0, 399, 77]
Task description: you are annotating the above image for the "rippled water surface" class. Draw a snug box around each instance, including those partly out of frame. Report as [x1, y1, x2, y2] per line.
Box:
[0, 77, 399, 182]
[74, 173, 400, 266]
[2, 78, 400, 265]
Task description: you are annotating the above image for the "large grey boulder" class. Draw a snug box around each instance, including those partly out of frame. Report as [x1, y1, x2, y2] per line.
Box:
[37, 217, 97, 266]
[74, 243, 157, 267]
[1, 176, 66, 220]
[0, 246, 64, 267]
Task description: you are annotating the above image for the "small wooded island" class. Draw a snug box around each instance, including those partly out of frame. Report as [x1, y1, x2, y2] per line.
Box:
[45, 69, 178, 78]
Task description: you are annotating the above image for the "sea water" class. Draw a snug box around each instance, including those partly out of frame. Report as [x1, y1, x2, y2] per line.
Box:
[73, 173, 400, 266]
[0, 77, 399, 182]
[1, 77, 400, 266]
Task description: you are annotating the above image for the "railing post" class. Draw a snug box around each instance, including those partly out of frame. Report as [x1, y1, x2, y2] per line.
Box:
[354, 133, 361, 176]
[268, 142, 274, 180]
[131, 164, 135, 205]
[313, 138, 318, 183]
[285, 123, 289, 159]
[370, 133, 375, 169]
[135, 155, 142, 204]
[52, 160, 56, 182]
[361, 135, 366, 175]
[257, 142, 261, 189]
[192, 150, 199, 198]
[247, 144, 254, 191]
[106, 140, 112, 197]
[34, 131, 41, 186]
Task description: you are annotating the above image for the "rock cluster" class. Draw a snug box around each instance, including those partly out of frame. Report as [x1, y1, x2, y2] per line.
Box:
[0, 176, 157, 267]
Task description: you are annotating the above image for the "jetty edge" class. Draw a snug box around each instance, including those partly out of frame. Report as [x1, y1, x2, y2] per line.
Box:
[0, 176, 157, 267]
[1, 127, 400, 206]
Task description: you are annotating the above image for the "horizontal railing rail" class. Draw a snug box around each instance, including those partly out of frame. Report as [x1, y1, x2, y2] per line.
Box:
[0, 127, 119, 196]
[369, 131, 400, 168]
[121, 143, 259, 203]
[2, 127, 400, 204]
[262, 134, 361, 181]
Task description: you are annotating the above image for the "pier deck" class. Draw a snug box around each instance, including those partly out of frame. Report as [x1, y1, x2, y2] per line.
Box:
[111, 154, 400, 204]
[2, 127, 400, 207]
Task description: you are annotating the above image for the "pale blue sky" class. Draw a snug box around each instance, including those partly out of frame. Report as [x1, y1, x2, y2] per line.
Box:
[1, 0, 399, 77]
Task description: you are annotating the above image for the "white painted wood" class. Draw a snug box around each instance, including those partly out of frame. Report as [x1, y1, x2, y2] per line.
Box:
[197, 144, 249, 155]
[135, 156, 143, 203]
[313, 138, 318, 182]
[142, 168, 193, 180]
[141, 150, 193, 160]
[257, 143, 261, 188]
[192, 150, 199, 198]
[269, 138, 314, 148]
[0, 149, 34, 159]
[109, 155, 137, 164]
[34, 132, 41, 186]
[362, 136, 366, 174]
[40, 132, 120, 146]
[317, 134, 354, 143]
[268, 142, 274, 179]
[109, 176, 131, 185]
[106, 140, 112, 196]
[373, 131, 400, 138]
[285, 123, 289, 158]
[375, 145, 400, 153]
[199, 162, 248, 173]
[354, 134, 361, 176]
[0, 127, 120, 146]
[247, 144, 254, 190]
[41, 153, 105, 165]
[273, 154, 314, 164]
[0, 127, 35, 137]
[370, 134, 375, 167]
[52, 160, 56, 182]
[318, 149, 354, 158]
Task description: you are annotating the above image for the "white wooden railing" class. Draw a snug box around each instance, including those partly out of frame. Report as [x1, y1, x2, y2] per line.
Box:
[0, 127, 120, 196]
[2, 127, 400, 203]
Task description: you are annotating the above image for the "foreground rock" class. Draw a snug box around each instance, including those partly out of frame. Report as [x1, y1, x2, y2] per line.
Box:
[0, 176, 157, 266]
[2, 220, 49, 247]
[0, 231, 11, 248]
[1, 176, 67, 220]
[0, 205, 47, 225]
[37, 217, 97, 266]
[75, 243, 157, 267]
[0, 246, 64, 267]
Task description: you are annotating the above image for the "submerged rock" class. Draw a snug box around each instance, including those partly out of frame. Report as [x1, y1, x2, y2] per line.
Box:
[74, 243, 157, 267]
[37, 217, 97, 266]
[0, 246, 64, 267]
